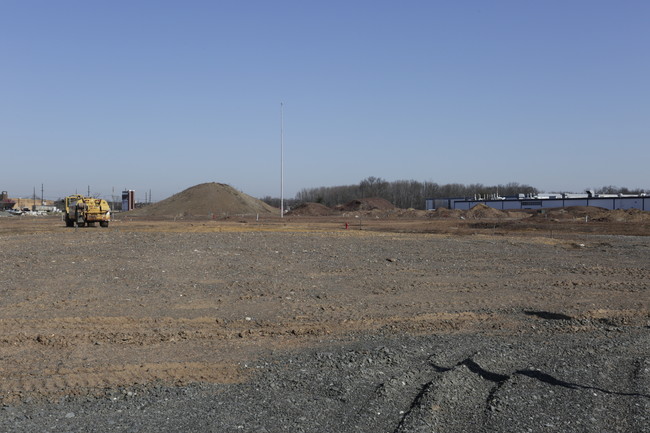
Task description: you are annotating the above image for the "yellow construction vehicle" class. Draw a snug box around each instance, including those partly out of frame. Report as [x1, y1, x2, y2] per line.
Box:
[64, 194, 111, 227]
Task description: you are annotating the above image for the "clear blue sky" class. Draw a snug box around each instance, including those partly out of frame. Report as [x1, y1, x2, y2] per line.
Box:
[2, 0, 648, 202]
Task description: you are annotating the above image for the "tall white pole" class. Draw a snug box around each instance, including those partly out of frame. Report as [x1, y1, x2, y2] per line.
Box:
[280, 102, 284, 218]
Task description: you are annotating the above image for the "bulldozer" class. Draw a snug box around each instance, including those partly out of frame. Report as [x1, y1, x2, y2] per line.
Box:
[64, 194, 111, 227]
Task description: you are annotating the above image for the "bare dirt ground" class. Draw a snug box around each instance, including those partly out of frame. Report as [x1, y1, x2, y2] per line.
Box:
[0, 214, 648, 432]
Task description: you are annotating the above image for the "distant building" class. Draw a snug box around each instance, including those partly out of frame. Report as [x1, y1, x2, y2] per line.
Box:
[426, 192, 649, 211]
[34, 205, 59, 212]
[122, 190, 135, 211]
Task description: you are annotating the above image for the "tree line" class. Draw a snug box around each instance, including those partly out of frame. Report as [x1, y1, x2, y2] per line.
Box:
[594, 185, 646, 195]
[260, 178, 646, 210]
[262, 177, 537, 210]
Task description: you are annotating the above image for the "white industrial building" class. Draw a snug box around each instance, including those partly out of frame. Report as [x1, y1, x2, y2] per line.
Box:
[426, 192, 649, 211]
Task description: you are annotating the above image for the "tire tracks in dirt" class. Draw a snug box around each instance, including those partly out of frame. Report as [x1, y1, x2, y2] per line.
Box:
[1, 309, 647, 403]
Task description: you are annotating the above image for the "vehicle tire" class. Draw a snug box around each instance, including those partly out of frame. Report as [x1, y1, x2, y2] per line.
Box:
[65, 217, 74, 227]
[100, 221, 109, 228]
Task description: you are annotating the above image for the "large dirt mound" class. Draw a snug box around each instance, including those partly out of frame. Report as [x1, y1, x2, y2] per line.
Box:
[287, 202, 336, 216]
[337, 197, 395, 212]
[127, 182, 276, 217]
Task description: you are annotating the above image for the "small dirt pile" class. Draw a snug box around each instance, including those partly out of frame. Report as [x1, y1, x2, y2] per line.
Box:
[562, 206, 609, 220]
[604, 208, 650, 222]
[127, 182, 276, 217]
[337, 197, 395, 212]
[465, 203, 508, 219]
[287, 203, 336, 216]
[428, 208, 464, 218]
[394, 208, 427, 218]
[530, 206, 608, 222]
[531, 206, 650, 223]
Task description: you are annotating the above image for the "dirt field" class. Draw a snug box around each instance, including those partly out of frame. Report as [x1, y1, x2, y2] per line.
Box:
[0, 214, 648, 432]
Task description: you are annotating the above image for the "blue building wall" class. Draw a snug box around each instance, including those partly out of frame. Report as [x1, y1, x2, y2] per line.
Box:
[426, 196, 649, 211]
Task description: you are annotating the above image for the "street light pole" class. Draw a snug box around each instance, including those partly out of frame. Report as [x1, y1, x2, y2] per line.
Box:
[280, 102, 284, 218]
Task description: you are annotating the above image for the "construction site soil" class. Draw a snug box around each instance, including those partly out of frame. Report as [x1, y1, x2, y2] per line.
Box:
[0, 211, 648, 432]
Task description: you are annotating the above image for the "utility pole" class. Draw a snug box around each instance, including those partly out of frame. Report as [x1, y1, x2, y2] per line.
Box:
[87, 185, 90, 197]
[41, 183, 44, 205]
[280, 102, 284, 218]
